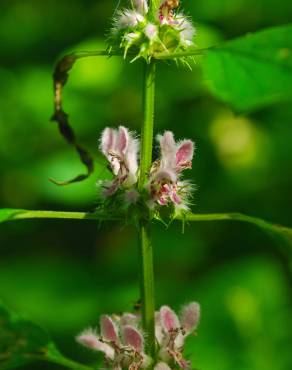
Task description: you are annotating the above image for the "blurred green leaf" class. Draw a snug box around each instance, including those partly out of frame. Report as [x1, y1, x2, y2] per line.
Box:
[0, 302, 94, 370]
[202, 24, 292, 111]
[0, 302, 51, 369]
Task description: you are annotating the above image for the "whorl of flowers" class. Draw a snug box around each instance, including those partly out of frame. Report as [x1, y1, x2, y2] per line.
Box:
[98, 126, 195, 217]
[77, 302, 200, 370]
[110, 0, 196, 62]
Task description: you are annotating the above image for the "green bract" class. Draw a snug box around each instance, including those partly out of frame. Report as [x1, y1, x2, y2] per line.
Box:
[109, 0, 196, 62]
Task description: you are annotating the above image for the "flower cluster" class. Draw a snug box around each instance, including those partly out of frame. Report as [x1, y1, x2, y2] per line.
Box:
[77, 302, 200, 370]
[110, 0, 196, 62]
[147, 131, 194, 213]
[98, 126, 195, 217]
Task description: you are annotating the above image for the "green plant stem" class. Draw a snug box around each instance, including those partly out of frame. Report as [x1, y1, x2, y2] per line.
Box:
[2, 209, 292, 241]
[139, 222, 156, 357]
[138, 62, 156, 190]
[137, 61, 156, 359]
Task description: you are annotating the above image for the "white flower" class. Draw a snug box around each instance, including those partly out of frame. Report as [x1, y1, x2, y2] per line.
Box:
[116, 9, 145, 29]
[175, 15, 196, 47]
[99, 126, 139, 196]
[144, 23, 159, 41]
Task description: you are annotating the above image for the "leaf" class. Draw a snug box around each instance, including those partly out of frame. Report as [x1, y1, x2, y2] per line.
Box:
[0, 302, 94, 370]
[0, 302, 54, 369]
[202, 24, 292, 111]
[51, 50, 113, 186]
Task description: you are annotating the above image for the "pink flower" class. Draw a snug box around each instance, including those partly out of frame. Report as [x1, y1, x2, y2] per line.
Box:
[157, 303, 200, 369]
[99, 126, 139, 197]
[159, 0, 179, 25]
[148, 131, 195, 210]
[77, 303, 200, 369]
[77, 314, 150, 370]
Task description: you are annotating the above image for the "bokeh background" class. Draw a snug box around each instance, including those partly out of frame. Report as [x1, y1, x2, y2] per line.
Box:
[1, 0, 292, 369]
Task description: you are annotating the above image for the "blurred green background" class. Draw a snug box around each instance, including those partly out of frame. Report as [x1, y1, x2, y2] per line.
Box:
[0, 0, 292, 369]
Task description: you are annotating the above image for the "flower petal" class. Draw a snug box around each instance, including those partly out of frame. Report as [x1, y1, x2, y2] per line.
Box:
[117, 10, 144, 29]
[176, 140, 194, 167]
[157, 131, 177, 167]
[120, 313, 139, 326]
[155, 168, 177, 183]
[180, 302, 200, 334]
[122, 325, 144, 352]
[124, 129, 139, 185]
[76, 329, 115, 360]
[154, 362, 172, 370]
[100, 315, 119, 344]
[160, 306, 180, 332]
[117, 126, 129, 154]
[100, 127, 116, 156]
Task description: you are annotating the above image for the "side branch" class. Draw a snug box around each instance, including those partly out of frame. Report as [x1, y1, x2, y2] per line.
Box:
[0, 209, 121, 223]
[174, 212, 292, 242]
[1, 208, 291, 241]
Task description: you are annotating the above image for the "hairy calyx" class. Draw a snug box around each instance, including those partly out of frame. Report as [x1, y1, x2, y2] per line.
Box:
[109, 0, 196, 63]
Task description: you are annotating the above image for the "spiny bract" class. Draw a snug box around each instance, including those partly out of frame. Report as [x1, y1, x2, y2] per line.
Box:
[109, 0, 196, 62]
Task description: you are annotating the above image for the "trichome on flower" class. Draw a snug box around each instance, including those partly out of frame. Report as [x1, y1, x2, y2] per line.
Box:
[77, 302, 200, 370]
[97, 126, 195, 220]
[109, 0, 196, 62]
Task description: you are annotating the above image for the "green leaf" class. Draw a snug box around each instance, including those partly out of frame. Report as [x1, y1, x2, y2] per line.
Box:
[0, 302, 94, 370]
[0, 302, 51, 369]
[202, 24, 292, 111]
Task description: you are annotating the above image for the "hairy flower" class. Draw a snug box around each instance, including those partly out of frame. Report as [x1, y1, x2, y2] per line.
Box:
[77, 314, 150, 370]
[157, 303, 200, 369]
[154, 363, 172, 370]
[99, 126, 139, 197]
[110, 0, 196, 62]
[148, 131, 195, 212]
[77, 303, 200, 369]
